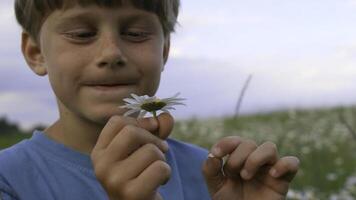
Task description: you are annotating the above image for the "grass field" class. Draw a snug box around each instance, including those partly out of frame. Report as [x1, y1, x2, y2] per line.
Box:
[1, 106, 355, 199]
[172, 106, 356, 199]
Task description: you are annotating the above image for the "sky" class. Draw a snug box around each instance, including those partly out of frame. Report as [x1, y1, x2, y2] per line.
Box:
[1, 0, 356, 130]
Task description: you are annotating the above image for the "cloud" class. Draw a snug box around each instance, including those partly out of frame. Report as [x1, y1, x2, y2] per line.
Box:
[0, 91, 58, 130]
[157, 51, 356, 119]
[1, 0, 356, 129]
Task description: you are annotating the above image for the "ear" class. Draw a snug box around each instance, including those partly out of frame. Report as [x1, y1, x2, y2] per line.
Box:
[21, 32, 47, 76]
[161, 36, 171, 72]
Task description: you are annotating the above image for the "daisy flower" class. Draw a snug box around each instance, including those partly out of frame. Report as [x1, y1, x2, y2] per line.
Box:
[120, 92, 186, 118]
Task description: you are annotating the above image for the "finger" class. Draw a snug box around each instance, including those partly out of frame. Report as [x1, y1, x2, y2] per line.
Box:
[104, 125, 169, 163]
[137, 112, 173, 140]
[202, 154, 225, 195]
[223, 139, 257, 178]
[241, 141, 279, 180]
[210, 136, 242, 158]
[269, 156, 300, 182]
[116, 143, 166, 180]
[132, 160, 171, 197]
[136, 116, 159, 133]
[94, 116, 137, 151]
[155, 112, 174, 140]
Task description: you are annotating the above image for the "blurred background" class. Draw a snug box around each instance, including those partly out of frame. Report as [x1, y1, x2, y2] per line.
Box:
[1, 0, 356, 199]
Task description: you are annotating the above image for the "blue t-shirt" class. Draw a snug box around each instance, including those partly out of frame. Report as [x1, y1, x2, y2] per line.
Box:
[0, 130, 211, 200]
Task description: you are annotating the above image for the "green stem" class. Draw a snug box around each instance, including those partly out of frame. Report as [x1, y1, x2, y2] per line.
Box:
[152, 110, 159, 136]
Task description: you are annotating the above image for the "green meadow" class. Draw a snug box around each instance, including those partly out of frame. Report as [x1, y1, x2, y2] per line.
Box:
[1, 106, 355, 199]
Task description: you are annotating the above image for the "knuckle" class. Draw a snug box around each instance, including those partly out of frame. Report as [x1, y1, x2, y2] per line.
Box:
[123, 124, 137, 133]
[105, 170, 125, 192]
[246, 155, 259, 167]
[226, 157, 242, 170]
[122, 125, 139, 138]
[90, 151, 100, 163]
[244, 139, 258, 149]
[93, 162, 109, 180]
[154, 160, 171, 178]
[108, 115, 122, 127]
[144, 144, 165, 161]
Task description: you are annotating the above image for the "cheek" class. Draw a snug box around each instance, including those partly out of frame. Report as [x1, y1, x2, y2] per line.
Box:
[45, 46, 88, 101]
[128, 45, 164, 96]
[47, 51, 83, 82]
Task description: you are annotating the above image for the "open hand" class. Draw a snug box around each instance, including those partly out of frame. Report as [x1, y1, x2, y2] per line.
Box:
[91, 113, 174, 200]
[202, 136, 300, 200]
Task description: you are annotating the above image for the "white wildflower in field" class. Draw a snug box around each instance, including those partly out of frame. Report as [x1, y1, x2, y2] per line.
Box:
[287, 189, 318, 200]
[326, 173, 338, 181]
[334, 157, 344, 166]
[120, 93, 186, 118]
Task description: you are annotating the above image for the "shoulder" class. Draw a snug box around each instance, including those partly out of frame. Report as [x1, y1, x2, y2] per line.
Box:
[0, 138, 33, 165]
[0, 141, 31, 198]
[0, 139, 35, 177]
[0, 141, 30, 173]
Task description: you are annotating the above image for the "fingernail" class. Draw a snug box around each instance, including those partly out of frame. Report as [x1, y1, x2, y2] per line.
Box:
[240, 169, 250, 179]
[150, 117, 158, 127]
[211, 147, 221, 157]
[162, 141, 169, 152]
[208, 153, 215, 158]
[269, 168, 278, 177]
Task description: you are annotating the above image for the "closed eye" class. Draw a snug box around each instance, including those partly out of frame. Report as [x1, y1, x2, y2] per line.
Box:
[64, 30, 97, 41]
[121, 31, 151, 42]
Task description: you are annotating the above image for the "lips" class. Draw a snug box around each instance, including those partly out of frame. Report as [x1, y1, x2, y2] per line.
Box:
[85, 82, 133, 86]
[82, 78, 137, 95]
[92, 83, 130, 87]
[86, 82, 135, 91]
[83, 79, 137, 86]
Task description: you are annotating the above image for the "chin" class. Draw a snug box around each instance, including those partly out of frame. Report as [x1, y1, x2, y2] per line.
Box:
[94, 107, 130, 123]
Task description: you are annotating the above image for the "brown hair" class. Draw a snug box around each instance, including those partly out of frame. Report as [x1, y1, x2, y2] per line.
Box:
[15, 0, 180, 43]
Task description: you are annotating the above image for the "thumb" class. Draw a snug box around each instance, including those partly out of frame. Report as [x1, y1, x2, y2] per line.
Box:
[202, 153, 225, 195]
[136, 112, 174, 140]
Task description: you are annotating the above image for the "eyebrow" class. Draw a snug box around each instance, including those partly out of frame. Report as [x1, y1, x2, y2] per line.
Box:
[55, 12, 100, 26]
[56, 10, 158, 27]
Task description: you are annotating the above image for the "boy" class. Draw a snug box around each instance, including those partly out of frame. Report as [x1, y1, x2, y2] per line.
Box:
[0, 0, 299, 199]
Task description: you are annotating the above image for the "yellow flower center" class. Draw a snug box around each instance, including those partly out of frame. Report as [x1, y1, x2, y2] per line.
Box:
[141, 101, 167, 112]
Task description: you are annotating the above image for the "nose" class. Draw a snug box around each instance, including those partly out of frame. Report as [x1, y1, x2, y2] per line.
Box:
[96, 32, 128, 68]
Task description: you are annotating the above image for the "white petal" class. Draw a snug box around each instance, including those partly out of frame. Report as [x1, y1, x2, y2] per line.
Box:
[161, 109, 171, 113]
[131, 93, 143, 101]
[166, 102, 186, 106]
[163, 106, 176, 110]
[125, 105, 141, 110]
[120, 104, 139, 109]
[138, 111, 148, 118]
[123, 109, 140, 117]
[161, 92, 182, 101]
[123, 98, 138, 104]
[165, 98, 186, 103]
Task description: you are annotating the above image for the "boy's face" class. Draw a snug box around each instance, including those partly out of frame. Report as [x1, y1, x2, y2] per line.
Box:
[26, 3, 170, 125]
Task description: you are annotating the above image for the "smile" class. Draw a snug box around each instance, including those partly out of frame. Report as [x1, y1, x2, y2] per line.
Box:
[84, 84, 135, 98]
[92, 84, 131, 91]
